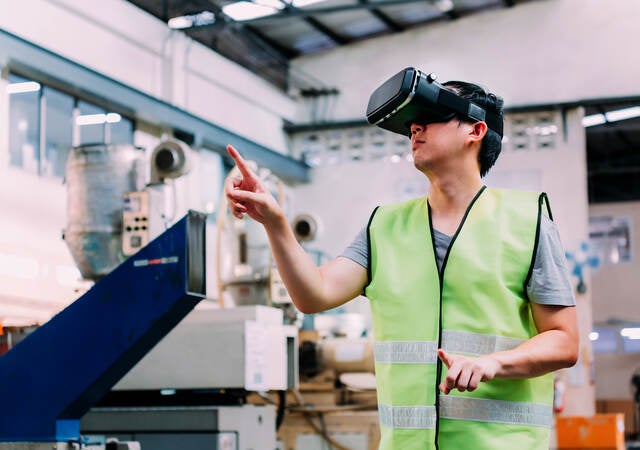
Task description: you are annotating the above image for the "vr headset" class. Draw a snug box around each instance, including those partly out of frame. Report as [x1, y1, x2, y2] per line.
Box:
[366, 67, 503, 137]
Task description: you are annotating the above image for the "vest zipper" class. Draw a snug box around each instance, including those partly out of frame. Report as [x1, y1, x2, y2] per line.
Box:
[427, 185, 486, 450]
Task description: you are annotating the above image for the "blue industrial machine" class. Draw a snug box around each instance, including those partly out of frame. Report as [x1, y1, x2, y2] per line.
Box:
[0, 211, 207, 446]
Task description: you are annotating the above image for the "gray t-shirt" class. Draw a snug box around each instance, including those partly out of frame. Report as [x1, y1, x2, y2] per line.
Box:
[340, 214, 575, 306]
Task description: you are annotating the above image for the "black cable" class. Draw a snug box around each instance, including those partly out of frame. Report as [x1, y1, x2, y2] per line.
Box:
[276, 390, 286, 430]
[318, 412, 332, 450]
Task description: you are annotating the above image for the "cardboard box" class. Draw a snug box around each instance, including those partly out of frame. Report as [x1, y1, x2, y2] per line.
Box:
[596, 398, 636, 437]
[556, 413, 625, 449]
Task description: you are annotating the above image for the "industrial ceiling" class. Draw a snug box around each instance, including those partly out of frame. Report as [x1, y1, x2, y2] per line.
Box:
[124, 0, 533, 91]
[124, 0, 640, 203]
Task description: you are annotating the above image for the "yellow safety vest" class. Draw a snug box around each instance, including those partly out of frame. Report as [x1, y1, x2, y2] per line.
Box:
[365, 186, 554, 450]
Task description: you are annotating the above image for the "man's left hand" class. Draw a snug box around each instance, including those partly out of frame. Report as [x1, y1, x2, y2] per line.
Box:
[437, 349, 500, 394]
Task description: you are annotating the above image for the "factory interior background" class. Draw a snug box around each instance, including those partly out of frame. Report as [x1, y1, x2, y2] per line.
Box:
[0, 0, 639, 449]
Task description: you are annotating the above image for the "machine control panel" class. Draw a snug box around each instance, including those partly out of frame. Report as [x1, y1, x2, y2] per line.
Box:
[122, 191, 150, 256]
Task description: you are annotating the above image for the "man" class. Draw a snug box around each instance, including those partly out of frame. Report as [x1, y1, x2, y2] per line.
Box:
[225, 71, 578, 450]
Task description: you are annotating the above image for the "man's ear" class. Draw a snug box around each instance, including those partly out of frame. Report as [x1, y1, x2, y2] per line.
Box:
[469, 121, 488, 144]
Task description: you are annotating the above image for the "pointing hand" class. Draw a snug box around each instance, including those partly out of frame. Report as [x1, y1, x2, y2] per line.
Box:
[437, 349, 499, 394]
[224, 145, 283, 226]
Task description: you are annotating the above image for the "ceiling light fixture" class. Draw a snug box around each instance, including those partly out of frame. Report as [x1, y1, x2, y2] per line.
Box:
[222, 1, 284, 21]
[582, 113, 606, 127]
[435, 0, 454, 13]
[621, 327, 640, 340]
[6, 81, 41, 94]
[604, 106, 640, 122]
[583, 106, 640, 127]
[168, 11, 216, 29]
[76, 113, 121, 126]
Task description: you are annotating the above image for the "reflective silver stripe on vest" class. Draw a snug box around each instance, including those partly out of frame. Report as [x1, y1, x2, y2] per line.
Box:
[378, 404, 437, 429]
[440, 396, 553, 428]
[441, 330, 525, 356]
[374, 341, 438, 364]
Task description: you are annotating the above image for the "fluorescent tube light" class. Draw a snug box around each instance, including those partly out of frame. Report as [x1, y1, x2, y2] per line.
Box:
[435, 0, 454, 12]
[621, 327, 640, 340]
[76, 114, 107, 126]
[168, 11, 215, 29]
[160, 389, 177, 395]
[583, 106, 640, 127]
[223, 1, 284, 21]
[106, 113, 122, 123]
[7, 81, 41, 94]
[168, 16, 192, 29]
[605, 106, 640, 122]
[76, 113, 121, 126]
[582, 113, 606, 127]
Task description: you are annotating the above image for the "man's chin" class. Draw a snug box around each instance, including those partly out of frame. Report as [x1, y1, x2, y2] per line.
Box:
[413, 158, 429, 171]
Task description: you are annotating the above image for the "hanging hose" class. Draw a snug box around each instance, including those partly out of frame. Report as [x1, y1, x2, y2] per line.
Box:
[276, 390, 286, 430]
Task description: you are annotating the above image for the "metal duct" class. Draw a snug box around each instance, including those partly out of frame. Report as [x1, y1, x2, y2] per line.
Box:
[64, 144, 145, 280]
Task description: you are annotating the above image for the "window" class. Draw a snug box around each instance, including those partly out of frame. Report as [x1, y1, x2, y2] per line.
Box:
[77, 100, 105, 145]
[8, 74, 40, 174]
[43, 86, 74, 178]
[109, 114, 133, 146]
[6, 72, 135, 178]
[621, 327, 640, 353]
[589, 216, 632, 265]
[590, 326, 640, 354]
[590, 327, 618, 353]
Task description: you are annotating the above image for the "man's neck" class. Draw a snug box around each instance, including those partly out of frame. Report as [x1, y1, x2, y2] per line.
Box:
[428, 172, 483, 212]
[427, 171, 483, 235]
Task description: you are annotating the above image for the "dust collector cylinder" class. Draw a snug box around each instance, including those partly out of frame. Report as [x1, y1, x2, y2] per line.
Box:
[64, 144, 144, 280]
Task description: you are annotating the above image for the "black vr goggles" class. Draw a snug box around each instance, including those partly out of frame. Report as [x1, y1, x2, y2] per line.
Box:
[366, 67, 503, 137]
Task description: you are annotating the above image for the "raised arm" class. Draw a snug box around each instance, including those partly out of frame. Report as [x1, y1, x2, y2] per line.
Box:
[438, 303, 579, 394]
[225, 145, 367, 313]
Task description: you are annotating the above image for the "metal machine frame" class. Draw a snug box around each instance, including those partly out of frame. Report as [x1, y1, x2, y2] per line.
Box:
[0, 211, 207, 445]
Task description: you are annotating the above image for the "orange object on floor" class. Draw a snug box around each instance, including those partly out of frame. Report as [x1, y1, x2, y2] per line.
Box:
[556, 413, 625, 449]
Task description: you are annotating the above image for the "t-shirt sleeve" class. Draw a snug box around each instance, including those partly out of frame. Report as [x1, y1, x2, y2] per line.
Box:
[526, 215, 576, 306]
[339, 226, 369, 269]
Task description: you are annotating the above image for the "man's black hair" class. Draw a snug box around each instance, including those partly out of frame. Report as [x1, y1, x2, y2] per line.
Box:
[443, 81, 504, 177]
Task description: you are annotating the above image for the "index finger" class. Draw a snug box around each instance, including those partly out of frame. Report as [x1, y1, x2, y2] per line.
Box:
[227, 145, 254, 179]
[437, 349, 454, 369]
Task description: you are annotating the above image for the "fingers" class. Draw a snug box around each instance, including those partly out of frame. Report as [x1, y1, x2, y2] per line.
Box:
[468, 371, 483, 392]
[227, 145, 255, 180]
[227, 188, 270, 221]
[439, 351, 457, 394]
[226, 189, 247, 219]
[224, 176, 244, 219]
[438, 352, 488, 394]
[228, 188, 262, 204]
[457, 365, 475, 392]
[440, 368, 458, 395]
[437, 349, 453, 368]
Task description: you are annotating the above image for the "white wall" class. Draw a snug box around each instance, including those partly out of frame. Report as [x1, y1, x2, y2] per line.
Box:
[590, 201, 640, 399]
[292, 0, 639, 122]
[590, 202, 640, 324]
